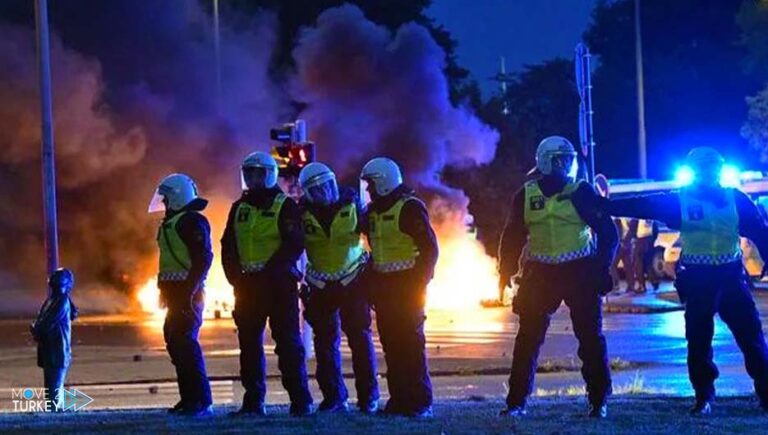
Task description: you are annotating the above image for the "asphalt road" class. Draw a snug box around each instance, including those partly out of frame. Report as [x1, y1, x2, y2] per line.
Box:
[2, 284, 768, 411]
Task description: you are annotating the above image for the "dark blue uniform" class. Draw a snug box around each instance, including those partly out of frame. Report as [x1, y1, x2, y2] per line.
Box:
[300, 189, 379, 411]
[159, 198, 213, 412]
[363, 185, 438, 416]
[221, 188, 313, 414]
[604, 188, 768, 406]
[498, 178, 618, 410]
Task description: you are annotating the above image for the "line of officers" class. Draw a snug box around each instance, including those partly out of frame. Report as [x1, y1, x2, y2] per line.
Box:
[149, 136, 768, 421]
[149, 154, 437, 417]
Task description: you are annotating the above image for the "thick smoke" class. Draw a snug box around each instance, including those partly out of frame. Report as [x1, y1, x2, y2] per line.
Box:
[291, 5, 498, 220]
[0, 2, 287, 314]
[0, 2, 498, 315]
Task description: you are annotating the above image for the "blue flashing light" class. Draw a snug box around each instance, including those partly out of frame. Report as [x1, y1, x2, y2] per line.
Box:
[719, 164, 741, 188]
[674, 165, 695, 186]
[674, 163, 742, 188]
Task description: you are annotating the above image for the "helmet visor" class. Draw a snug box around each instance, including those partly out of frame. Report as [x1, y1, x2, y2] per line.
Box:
[305, 180, 339, 206]
[148, 189, 166, 213]
[551, 153, 578, 179]
[241, 166, 269, 190]
[359, 179, 373, 206]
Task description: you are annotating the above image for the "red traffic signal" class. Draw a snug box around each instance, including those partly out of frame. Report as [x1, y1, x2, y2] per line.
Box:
[270, 143, 315, 176]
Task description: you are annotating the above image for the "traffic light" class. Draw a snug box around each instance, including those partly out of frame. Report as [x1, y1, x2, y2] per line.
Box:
[271, 143, 315, 177]
[269, 119, 316, 177]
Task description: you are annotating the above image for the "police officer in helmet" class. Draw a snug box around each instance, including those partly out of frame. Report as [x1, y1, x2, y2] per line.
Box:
[360, 157, 438, 418]
[222, 151, 313, 417]
[498, 136, 618, 418]
[600, 147, 768, 415]
[299, 162, 380, 414]
[148, 173, 214, 416]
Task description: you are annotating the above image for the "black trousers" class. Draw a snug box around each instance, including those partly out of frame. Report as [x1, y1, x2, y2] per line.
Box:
[163, 299, 212, 408]
[507, 258, 612, 407]
[370, 270, 433, 413]
[233, 274, 312, 408]
[303, 278, 379, 407]
[676, 262, 768, 403]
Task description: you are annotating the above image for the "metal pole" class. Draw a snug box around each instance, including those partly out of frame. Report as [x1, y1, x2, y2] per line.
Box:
[35, 0, 59, 275]
[34, 0, 60, 277]
[213, 0, 223, 114]
[635, 0, 648, 179]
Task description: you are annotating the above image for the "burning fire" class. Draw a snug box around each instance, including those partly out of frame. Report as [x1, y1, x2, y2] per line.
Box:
[137, 233, 499, 318]
[136, 265, 235, 319]
[136, 198, 500, 318]
[427, 232, 499, 310]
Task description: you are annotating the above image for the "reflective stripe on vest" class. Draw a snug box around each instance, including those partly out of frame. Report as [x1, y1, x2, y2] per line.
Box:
[369, 196, 420, 273]
[680, 188, 741, 266]
[235, 194, 287, 273]
[157, 212, 191, 282]
[303, 202, 368, 281]
[637, 219, 654, 238]
[523, 180, 593, 264]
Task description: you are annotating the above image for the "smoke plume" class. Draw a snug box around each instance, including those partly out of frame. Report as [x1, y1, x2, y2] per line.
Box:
[0, 2, 498, 315]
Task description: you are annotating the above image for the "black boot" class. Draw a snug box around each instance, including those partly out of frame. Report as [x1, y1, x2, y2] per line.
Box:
[318, 400, 349, 413]
[588, 402, 608, 419]
[229, 403, 267, 417]
[178, 404, 213, 417]
[359, 399, 379, 414]
[408, 406, 433, 419]
[499, 405, 527, 417]
[689, 400, 712, 415]
[167, 401, 186, 414]
[290, 403, 315, 417]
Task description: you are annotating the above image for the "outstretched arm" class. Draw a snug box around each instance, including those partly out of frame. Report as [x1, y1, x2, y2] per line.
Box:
[572, 183, 618, 272]
[601, 193, 682, 229]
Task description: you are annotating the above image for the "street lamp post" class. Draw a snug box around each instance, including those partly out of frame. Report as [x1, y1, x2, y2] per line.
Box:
[34, 0, 60, 278]
[213, 0, 223, 114]
[635, 0, 648, 179]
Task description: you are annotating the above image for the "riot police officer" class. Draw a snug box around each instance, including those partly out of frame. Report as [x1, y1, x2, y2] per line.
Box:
[360, 157, 438, 418]
[148, 173, 213, 416]
[601, 147, 768, 415]
[221, 152, 313, 417]
[498, 136, 617, 418]
[299, 162, 379, 413]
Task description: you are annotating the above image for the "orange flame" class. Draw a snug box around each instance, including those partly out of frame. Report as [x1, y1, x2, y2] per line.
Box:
[136, 264, 234, 320]
[136, 196, 500, 319]
[427, 232, 499, 309]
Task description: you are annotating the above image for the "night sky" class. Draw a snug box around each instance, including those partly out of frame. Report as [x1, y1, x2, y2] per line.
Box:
[428, 0, 598, 95]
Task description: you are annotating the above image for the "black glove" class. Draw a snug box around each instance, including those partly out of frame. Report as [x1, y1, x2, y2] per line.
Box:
[299, 283, 312, 304]
[674, 268, 690, 304]
[591, 259, 614, 296]
[29, 323, 39, 342]
[595, 272, 614, 296]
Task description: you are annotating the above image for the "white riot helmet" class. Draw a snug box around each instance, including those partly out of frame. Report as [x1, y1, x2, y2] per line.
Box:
[299, 162, 339, 206]
[241, 151, 278, 190]
[360, 157, 403, 197]
[148, 173, 199, 213]
[686, 147, 724, 186]
[535, 136, 578, 179]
